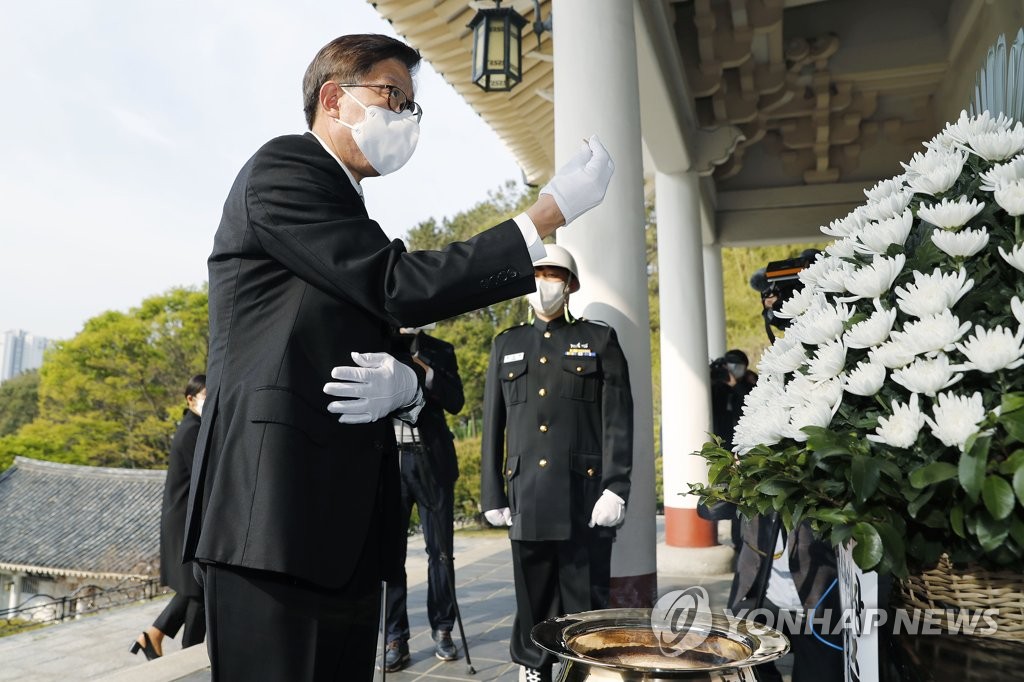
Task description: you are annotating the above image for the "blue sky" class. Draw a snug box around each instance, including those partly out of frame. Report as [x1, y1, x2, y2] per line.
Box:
[0, 0, 522, 340]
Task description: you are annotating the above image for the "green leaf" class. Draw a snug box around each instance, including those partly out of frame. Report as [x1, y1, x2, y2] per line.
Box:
[1001, 407, 1024, 443]
[983, 476, 1017, 520]
[875, 520, 906, 577]
[959, 449, 987, 502]
[851, 455, 880, 504]
[1015, 466, 1024, 506]
[907, 487, 936, 518]
[1010, 516, 1024, 548]
[909, 462, 958, 488]
[975, 512, 1011, 553]
[998, 449, 1024, 476]
[1001, 392, 1024, 415]
[755, 480, 796, 496]
[950, 504, 966, 538]
[851, 522, 884, 570]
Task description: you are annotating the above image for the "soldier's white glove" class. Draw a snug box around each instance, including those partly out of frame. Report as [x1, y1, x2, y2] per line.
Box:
[484, 507, 513, 527]
[589, 489, 626, 528]
[539, 134, 615, 226]
[324, 352, 423, 424]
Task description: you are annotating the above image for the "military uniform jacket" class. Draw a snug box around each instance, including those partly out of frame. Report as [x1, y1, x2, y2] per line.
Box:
[481, 315, 633, 542]
[182, 133, 534, 589]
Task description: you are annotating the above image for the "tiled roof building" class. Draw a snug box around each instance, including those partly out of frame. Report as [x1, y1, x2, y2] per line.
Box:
[0, 457, 165, 580]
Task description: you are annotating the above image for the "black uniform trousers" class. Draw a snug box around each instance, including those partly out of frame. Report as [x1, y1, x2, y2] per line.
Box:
[153, 591, 206, 647]
[384, 444, 456, 643]
[202, 509, 382, 682]
[749, 598, 844, 682]
[509, 532, 613, 669]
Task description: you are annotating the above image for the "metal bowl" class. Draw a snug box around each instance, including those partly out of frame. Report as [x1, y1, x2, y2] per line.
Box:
[532, 608, 789, 681]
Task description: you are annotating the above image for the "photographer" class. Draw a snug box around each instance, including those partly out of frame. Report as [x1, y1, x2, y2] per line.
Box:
[752, 249, 820, 342]
[384, 325, 464, 671]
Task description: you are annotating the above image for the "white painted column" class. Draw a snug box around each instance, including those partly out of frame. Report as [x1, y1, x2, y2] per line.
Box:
[703, 244, 727, 358]
[8, 573, 22, 611]
[656, 170, 716, 547]
[552, 0, 657, 606]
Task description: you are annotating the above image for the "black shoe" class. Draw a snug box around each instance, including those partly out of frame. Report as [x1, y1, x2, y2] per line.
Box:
[433, 629, 458, 661]
[129, 632, 161, 661]
[384, 639, 410, 672]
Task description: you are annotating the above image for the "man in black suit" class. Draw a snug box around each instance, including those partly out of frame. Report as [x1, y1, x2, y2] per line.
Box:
[383, 326, 464, 671]
[183, 34, 614, 681]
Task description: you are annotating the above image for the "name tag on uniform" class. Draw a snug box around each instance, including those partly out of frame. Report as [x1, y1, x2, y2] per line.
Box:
[503, 352, 525, 363]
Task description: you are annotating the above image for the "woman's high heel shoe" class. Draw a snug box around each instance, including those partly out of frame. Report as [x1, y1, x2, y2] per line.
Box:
[129, 632, 161, 660]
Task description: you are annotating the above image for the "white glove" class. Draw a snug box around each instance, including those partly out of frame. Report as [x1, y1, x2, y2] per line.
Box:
[324, 352, 422, 424]
[589, 489, 626, 528]
[484, 507, 513, 527]
[539, 134, 615, 226]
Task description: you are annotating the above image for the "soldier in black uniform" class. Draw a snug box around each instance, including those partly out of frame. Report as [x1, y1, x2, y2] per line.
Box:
[480, 244, 633, 682]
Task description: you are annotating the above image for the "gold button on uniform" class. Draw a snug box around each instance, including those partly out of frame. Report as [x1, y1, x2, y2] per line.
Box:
[539, 424, 548, 432]
[507, 468, 513, 476]
[539, 459, 548, 467]
[508, 372, 515, 378]
[539, 356, 548, 364]
[539, 388, 546, 397]
[543, 331, 551, 338]
[576, 366, 583, 372]
[587, 468, 595, 477]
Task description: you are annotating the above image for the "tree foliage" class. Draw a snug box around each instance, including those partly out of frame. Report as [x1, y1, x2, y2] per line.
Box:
[0, 286, 209, 471]
[0, 370, 40, 438]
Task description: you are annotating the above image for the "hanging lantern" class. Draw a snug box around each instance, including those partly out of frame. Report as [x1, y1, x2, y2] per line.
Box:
[468, 1, 527, 92]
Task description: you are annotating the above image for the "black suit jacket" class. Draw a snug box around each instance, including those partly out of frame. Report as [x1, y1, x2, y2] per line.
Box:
[183, 133, 534, 588]
[396, 331, 463, 486]
[481, 316, 633, 541]
[160, 409, 202, 597]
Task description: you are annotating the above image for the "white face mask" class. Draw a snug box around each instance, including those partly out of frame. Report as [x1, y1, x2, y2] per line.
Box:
[527, 278, 567, 317]
[336, 87, 419, 175]
[726, 363, 746, 381]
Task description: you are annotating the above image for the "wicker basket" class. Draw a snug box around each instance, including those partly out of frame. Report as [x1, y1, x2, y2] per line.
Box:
[897, 554, 1024, 642]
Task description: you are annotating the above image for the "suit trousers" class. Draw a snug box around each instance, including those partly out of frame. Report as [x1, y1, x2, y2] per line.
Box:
[153, 591, 206, 647]
[202, 508, 383, 682]
[385, 446, 456, 643]
[749, 598, 844, 682]
[509, 534, 613, 669]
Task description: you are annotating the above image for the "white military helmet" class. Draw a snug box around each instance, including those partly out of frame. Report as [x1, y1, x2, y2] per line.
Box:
[532, 244, 580, 293]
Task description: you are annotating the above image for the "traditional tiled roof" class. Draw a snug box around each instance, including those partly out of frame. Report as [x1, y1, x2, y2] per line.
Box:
[0, 457, 165, 579]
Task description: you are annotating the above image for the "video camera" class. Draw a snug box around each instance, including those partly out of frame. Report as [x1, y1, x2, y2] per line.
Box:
[755, 250, 820, 340]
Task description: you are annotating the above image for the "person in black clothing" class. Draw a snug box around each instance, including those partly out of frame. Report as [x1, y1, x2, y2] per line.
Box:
[481, 245, 633, 682]
[383, 326, 464, 671]
[131, 374, 207, 660]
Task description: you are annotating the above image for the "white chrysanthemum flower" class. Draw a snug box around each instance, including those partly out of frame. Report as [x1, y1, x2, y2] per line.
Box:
[955, 324, 1024, 372]
[930, 226, 990, 258]
[806, 339, 847, 381]
[863, 190, 914, 222]
[994, 178, 1024, 216]
[893, 267, 973, 318]
[826, 236, 861, 259]
[867, 394, 926, 449]
[757, 338, 808, 376]
[998, 243, 1024, 273]
[844, 360, 886, 396]
[1012, 296, 1024, 325]
[840, 254, 906, 301]
[732, 404, 790, 454]
[855, 210, 913, 255]
[924, 391, 987, 451]
[964, 124, 1024, 161]
[869, 339, 917, 369]
[821, 208, 871, 238]
[942, 110, 1014, 146]
[901, 148, 967, 196]
[787, 399, 836, 442]
[775, 286, 827, 320]
[798, 256, 856, 294]
[742, 372, 787, 409]
[897, 310, 972, 355]
[979, 155, 1024, 191]
[785, 303, 854, 346]
[917, 197, 985, 229]
[844, 299, 897, 349]
[864, 177, 906, 202]
[925, 130, 958, 152]
[890, 354, 963, 396]
[782, 374, 844, 410]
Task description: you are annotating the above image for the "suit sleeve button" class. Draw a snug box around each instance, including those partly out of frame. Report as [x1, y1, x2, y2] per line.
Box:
[539, 459, 548, 467]
[539, 424, 548, 433]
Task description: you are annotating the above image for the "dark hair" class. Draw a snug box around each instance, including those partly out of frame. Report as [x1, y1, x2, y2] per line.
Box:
[185, 374, 206, 399]
[724, 349, 748, 366]
[302, 34, 421, 128]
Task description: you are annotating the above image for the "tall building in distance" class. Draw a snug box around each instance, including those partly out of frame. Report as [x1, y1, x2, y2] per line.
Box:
[0, 330, 52, 384]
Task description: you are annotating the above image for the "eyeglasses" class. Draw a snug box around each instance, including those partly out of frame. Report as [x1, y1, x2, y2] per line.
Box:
[337, 83, 423, 121]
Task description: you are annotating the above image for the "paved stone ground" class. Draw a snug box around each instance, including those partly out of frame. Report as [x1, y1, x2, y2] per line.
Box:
[0, 518, 795, 681]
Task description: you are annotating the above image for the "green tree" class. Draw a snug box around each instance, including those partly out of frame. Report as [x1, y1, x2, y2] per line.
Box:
[0, 286, 209, 471]
[0, 370, 40, 437]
